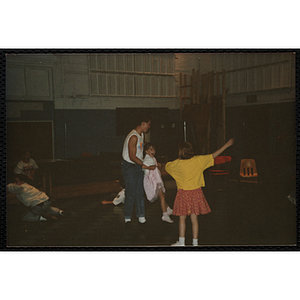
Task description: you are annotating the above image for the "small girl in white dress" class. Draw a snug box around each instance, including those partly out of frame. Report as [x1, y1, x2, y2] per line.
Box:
[142, 143, 173, 223]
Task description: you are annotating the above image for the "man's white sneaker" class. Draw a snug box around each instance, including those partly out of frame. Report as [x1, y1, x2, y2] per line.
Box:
[171, 241, 185, 246]
[162, 215, 174, 223]
[167, 207, 173, 215]
[138, 217, 146, 223]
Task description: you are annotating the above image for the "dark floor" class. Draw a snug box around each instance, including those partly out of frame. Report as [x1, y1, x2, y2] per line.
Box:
[6, 180, 297, 249]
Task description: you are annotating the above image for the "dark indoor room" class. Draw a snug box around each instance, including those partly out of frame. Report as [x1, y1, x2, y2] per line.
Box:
[4, 51, 297, 248]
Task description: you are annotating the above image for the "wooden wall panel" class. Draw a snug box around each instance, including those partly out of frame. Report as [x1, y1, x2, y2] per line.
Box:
[143, 76, 151, 95]
[98, 74, 107, 94]
[6, 66, 53, 100]
[116, 75, 126, 95]
[126, 54, 135, 71]
[136, 76, 143, 96]
[90, 74, 98, 94]
[89, 54, 176, 97]
[144, 55, 152, 73]
[6, 67, 26, 96]
[116, 55, 126, 71]
[126, 75, 135, 95]
[220, 53, 295, 95]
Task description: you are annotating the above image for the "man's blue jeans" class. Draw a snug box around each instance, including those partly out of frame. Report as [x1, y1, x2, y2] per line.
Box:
[121, 160, 145, 219]
[22, 200, 60, 222]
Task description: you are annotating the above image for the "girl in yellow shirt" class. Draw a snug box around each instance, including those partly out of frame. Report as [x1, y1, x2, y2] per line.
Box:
[165, 138, 234, 246]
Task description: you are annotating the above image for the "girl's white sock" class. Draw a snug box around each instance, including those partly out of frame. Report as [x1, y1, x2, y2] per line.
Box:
[193, 239, 198, 246]
[179, 237, 185, 245]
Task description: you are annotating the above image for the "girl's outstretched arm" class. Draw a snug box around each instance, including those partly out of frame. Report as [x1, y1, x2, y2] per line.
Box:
[212, 138, 234, 159]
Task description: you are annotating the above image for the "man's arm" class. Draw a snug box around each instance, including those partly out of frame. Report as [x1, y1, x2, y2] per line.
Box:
[7, 183, 23, 194]
[142, 164, 156, 170]
[128, 135, 144, 166]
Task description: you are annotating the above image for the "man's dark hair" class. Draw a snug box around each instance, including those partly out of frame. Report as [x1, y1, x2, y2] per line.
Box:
[135, 114, 151, 127]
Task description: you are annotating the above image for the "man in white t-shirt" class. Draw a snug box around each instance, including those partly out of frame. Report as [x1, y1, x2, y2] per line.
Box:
[121, 115, 154, 224]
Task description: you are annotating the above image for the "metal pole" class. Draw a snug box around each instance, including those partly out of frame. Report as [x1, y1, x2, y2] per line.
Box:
[64, 122, 67, 159]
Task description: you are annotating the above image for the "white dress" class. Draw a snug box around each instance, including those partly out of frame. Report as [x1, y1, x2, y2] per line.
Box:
[143, 154, 166, 202]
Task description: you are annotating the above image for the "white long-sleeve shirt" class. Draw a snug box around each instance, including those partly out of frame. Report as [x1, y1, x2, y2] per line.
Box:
[7, 183, 48, 207]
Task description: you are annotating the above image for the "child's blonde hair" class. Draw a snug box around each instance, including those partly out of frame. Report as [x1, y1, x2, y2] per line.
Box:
[178, 142, 194, 159]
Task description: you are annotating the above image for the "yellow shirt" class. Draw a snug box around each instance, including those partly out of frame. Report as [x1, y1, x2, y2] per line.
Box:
[165, 154, 214, 190]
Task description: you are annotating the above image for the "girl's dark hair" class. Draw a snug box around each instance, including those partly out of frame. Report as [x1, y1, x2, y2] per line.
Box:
[143, 142, 156, 157]
[178, 142, 194, 159]
[144, 142, 155, 152]
[136, 114, 151, 127]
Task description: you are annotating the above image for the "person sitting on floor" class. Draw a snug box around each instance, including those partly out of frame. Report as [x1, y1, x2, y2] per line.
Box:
[102, 179, 126, 205]
[14, 150, 40, 187]
[7, 173, 64, 222]
[102, 188, 126, 205]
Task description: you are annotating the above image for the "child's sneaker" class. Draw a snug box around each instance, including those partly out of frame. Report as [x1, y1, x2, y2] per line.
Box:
[39, 216, 47, 221]
[171, 241, 185, 246]
[192, 239, 198, 246]
[167, 207, 173, 215]
[162, 215, 174, 223]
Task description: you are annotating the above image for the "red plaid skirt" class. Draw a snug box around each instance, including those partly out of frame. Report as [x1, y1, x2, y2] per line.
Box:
[172, 188, 211, 216]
